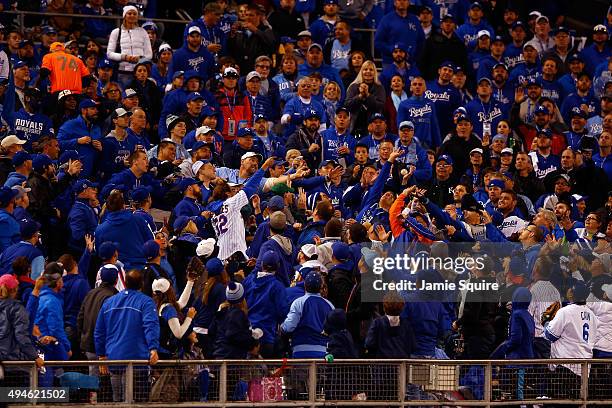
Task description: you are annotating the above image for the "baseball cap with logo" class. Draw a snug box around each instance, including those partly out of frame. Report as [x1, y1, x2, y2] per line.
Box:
[188, 26, 202, 35]
[223, 67, 239, 78]
[111, 107, 132, 119]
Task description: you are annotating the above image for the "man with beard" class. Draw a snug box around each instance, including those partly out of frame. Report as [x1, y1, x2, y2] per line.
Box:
[57, 99, 103, 179]
[496, 189, 528, 238]
[13, 88, 54, 151]
[564, 107, 592, 150]
[579, 25, 611, 76]
[513, 151, 545, 203]
[287, 109, 324, 171]
[490, 63, 513, 114]
[560, 72, 598, 125]
[379, 44, 420, 93]
[426, 62, 461, 138]
[528, 128, 561, 180]
[169, 178, 209, 234]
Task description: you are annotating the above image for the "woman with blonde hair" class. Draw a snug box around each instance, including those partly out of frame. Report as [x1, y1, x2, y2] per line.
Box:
[107, 5, 153, 87]
[345, 60, 386, 138]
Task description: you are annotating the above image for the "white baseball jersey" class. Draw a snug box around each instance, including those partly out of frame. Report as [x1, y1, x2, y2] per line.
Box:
[213, 190, 249, 260]
[529, 280, 561, 338]
[546, 303, 599, 375]
[499, 215, 528, 238]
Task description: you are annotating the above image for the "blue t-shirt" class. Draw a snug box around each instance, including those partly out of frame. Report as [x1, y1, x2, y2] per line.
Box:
[330, 40, 351, 72]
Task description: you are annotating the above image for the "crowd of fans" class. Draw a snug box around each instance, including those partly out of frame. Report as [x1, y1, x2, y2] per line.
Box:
[0, 0, 611, 402]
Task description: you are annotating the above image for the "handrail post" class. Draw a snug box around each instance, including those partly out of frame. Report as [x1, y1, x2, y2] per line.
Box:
[580, 360, 589, 408]
[308, 361, 317, 406]
[29, 363, 38, 406]
[398, 361, 406, 406]
[484, 362, 492, 407]
[219, 361, 227, 404]
[125, 362, 134, 404]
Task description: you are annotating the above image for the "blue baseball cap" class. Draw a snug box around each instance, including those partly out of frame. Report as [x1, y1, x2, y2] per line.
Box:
[392, 43, 407, 53]
[99, 265, 119, 283]
[206, 258, 224, 276]
[261, 250, 280, 272]
[455, 113, 471, 123]
[280, 36, 296, 44]
[441, 13, 455, 22]
[172, 70, 185, 80]
[511, 21, 526, 30]
[331, 242, 351, 262]
[439, 60, 455, 70]
[254, 113, 267, 122]
[0, 186, 19, 207]
[534, 105, 549, 115]
[32, 154, 53, 172]
[488, 179, 505, 189]
[538, 128, 552, 138]
[527, 77, 542, 87]
[493, 62, 508, 71]
[178, 177, 199, 192]
[470, 1, 483, 9]
[142, 21, 157, 31]
[187, 91, 204, 102]
[369, 112, 385, 123]
[98, 241, 119, 260]
[78, 98, 98, 110]
[59, 150, 80, 165]
[12, 60, 27, 69]
[237, 127, 254, 138]
[130, 186, 152, 202]
[436, 154, 453, 165]
[173, 215, 192, 232]
[143, 239, 161, 259]
[100, 183, 126, 201]
[201, 106, 217, 118]
[570, 106, 588, 119]
[492, 35, 504, 44]
[98, 59, 113, 69]
[18, 218, 40, 239]
[553, 26, 571, 36]
[41, 26, 57, 35]
[191, 141, 210, 152]
[268, 195, 285, 211]
[73, 179, 98, 194]
[399, 120, 415, 130]
[12, 151, 32, 167]
[304, 109, 321, 120]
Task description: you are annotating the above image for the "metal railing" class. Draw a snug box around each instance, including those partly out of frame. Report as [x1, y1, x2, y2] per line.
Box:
[3, 358, 612, 406]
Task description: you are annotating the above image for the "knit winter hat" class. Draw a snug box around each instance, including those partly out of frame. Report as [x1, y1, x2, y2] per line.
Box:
[226, 281, 245, 303]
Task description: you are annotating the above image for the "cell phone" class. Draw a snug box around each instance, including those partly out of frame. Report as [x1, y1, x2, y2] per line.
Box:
[483, 122, 491, 136]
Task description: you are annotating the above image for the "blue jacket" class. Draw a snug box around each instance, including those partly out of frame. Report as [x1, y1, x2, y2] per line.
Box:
[281, 293, 334, 355]
[94, 209, 154, 270]
[297, 220, 327, 248]
[62, 249, 91, 329]
[183, 19, 227, 56]
[0, 209, 20, 255]
[272, 73, 300, 103]
[492, 287, 535, 359]
[106, 169, 162, 200]
[476, 55, 503, 81]
[94, 289, 160, 359]
[170, 45, 215, 84]
[243, 273, 289, 344]
[282, 95, 327, 138]
[67, 198, 98, 252]
[0, 298, 39, 361]
[57, 116, 102, 178]
[508, 62, 542, 88]
[394, 140, 432, 183]
[397, 96, 441, 149]
[309, 18, 336, 48]
[560, 91, 599, 125]
[3, 172, 27, 188]
[502, 44, 525, 70]
[158, 82, 218, 138]
[379, 63, 420, 94]
[36, 287, 71, 356]
[101, 133, 139, 180]
[210, 306, 257, 359]
[365, 315, 416, 358]
[374, 11, 425, 64]
[246, 221, 296, 260]
[357, 133, 398, 159]
[0, 241, 44, 278]
[579, 43, 611, 76]
[255, 236, 296, 287]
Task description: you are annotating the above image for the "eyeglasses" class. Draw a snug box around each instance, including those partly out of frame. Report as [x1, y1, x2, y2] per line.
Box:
[586, 216, 600, 222]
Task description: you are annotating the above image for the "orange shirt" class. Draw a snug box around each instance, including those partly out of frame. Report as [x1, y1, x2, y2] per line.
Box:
[41, 51, 90, 94]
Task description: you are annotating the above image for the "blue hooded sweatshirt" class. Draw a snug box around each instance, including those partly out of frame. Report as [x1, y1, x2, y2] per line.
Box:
[94, 289, 160, 359]
[0, 209, 20, 255]
[36, 287, 71, 358]
[3, 172, 27, 188]
[171, 44, 215, 84]
[94, 209, 154, 270]
[254, 235, 296, 287]
[57, 115, 102, 178]
[374, 11, 425, 64]
[243, 273, 289, 345]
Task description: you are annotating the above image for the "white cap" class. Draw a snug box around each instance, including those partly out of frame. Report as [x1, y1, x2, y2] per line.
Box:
[1, 135, 26, 148]
[196, 126, 214, 137]
[123, 5, 138, 17]
[301, 244, 318, 259]
[227, 181, 244, 187]
[160, 137, 176, 145]
[477, 30, 490, 39]
[223, 67, 239, 77]
[124, 88, 137, 98]
[398, 120, 414, 130]
[470, 147, 484, 155]
[246, 71, 261, 82]
[58, 89, 73, 101]
[528, 11, 542, 18]
[536, 15, 549, 23]
[188, 26, 201, 35]
[192, 160, 210, 175]
[158, 43, 172, 53]
[297, 30, 312, 37]
[152, 278, 171, 294]
[572, 194, 586, 202]
[196, 238, 216, 257]
[241, 152, 263, 162]
[501, 147, 514, 155]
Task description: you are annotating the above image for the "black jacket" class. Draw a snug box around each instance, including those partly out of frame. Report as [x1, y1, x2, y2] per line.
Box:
[77, 282, 118, 353]
[419, 29, 468, 81]
[286, 126, 323, 171]
[228, 24, 277, 74]
[440, 133, 486, 177]
[267, 8, 306, 40]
